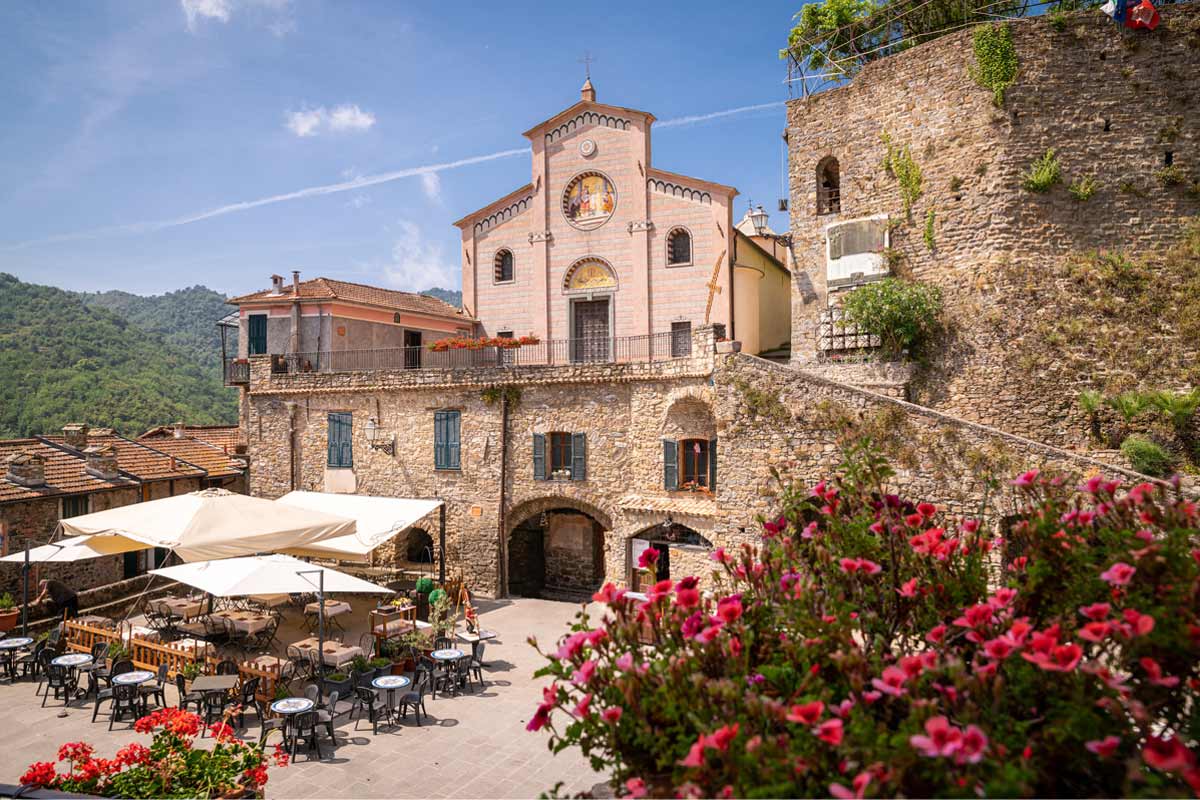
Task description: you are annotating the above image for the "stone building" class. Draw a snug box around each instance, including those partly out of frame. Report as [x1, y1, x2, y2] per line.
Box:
[0, 424, 246, 603]
[785, 5, 1200, 448]
[454, 80, 789, 358]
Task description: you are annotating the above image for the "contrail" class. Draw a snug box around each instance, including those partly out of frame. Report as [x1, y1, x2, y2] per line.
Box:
[1, 101, 786, 251]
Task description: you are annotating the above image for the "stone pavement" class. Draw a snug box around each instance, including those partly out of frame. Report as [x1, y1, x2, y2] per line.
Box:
[0, 598, 607, 799]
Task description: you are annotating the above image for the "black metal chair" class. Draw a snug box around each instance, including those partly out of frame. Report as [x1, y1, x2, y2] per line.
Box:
[467, 642, 486, 689]
[215, 659, 240, 676]
[41, 663, 76, 707]
[140, 664, 169, 709]
[397, 665, 431, 726]
[175, 673, 204, 712]
[222, 618, 251, 659]
[16, 639, 46, 683]
[433, 636, 454, 652]
[249, 616, 280, 653]
[108, 683, 143, 730]
[314, 689, 339, 741]
[350, 686, 387, 735]
[202, 688, 230, 732]
[288, 710, 325, 761]
[233, 677, 263, 729]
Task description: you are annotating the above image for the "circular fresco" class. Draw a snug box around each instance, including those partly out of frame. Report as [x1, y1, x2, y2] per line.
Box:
[562, 171, 616, 231]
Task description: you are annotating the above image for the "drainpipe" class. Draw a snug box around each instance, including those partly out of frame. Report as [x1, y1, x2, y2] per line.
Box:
[286, 402, 298, 491]
[289, 271, 301, 358]
[496, 391, 510, 597]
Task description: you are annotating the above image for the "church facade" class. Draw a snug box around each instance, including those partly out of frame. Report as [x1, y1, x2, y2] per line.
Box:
[455, 80, 781, 356]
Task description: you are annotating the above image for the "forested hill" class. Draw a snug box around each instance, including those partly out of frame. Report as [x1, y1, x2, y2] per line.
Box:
[0, 274, 236, 439]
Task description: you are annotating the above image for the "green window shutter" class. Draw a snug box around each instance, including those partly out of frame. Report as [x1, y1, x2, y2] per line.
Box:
[663, 439, 678, 491]
[248, 315, 267, 355]
[533, 433, 546, 481]
[434, 412, 446, 469]
[328, 412, 352, 468]
[708, 438, 718, 492]
[448, 411, 461, 470]
[571, 432, 587, 481]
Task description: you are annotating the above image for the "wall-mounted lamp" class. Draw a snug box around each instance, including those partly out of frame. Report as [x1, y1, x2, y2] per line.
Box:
[364, 416, 395, 456]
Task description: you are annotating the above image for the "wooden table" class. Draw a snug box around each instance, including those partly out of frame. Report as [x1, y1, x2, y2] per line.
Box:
[156, 597, 203, 620]
[291, 637, 362, 668]
[212, 610, 271, 634]
[191, 675, 239, 693]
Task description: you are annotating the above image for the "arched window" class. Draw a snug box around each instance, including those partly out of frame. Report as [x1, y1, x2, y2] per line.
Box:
[494, 249, 514, 283]
[666, 228, 692, 266]
[816, 157, 841, 216]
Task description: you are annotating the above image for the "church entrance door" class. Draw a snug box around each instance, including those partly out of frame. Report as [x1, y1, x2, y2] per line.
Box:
[572, 298, 610, 363]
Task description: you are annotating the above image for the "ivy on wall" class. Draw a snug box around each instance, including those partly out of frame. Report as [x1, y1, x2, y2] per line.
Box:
[969, 22, 1019, 106]
[923, 208, 937, 251]
[880, 131, 924, 216]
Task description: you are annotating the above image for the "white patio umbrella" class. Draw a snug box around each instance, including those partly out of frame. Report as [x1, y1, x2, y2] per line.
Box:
[151, 554, 393, 672]
[274, 491, 442, 561]
[58, 488, 356, 562]
[0, 534, 148, 564]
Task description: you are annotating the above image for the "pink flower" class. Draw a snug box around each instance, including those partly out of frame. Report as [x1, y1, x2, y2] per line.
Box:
[1012, 470, 1039, 487]
[926, 624, 947, 644]
[988, 587, 1017, 608]
[917, 502, 937, 519]
[572, 694, 593, 718]
[1086, 736, 1121, 758]
[637, 547, 660, 570]
[601, 707, 623, 724]
[1099, 562, 1136, 586]
[910, 716, 963, 758]
[1022, 643, 1083, 672]
[675, 576, 701, 609]
[571, 660, 597, 687]
[1143, 736, 1195, 773]
[983, 635, 1017, 661]
[716, 595, 743, 623]
[678, 738, 706, 768]
[871, 666, 908, 697]
[1079, 602, 1111, 621]
[786, 700, 825, 725]
[839, 558, 859, 574]
[555, 631, 590, 660]
[897, 578, 919, 598]
[592, 583, 626, 605]
[1077, 621, 1112, 643]
[953, 603, 995, 631]
[814, 718, 844, 746]
[839, 557, 882, 575]
[710, 547, 729, 563]
[624, 778, 648, 799]
[830, 772, 872, 799]
[709, 723, 739, 752]
[1122, 608, 1155, 636]
[958, 725, 989, 764]
[615, 652, 635, 672]
[1139, 657, 1181, 687]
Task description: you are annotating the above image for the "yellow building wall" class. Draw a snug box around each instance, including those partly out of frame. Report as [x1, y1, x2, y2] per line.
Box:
[733, 233, 791, 355]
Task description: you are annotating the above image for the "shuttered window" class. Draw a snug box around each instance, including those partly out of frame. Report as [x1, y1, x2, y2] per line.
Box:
[534, 432, 587, 480]
[434, 410, 461, 470]
[327, 412, 353, 468]
[662, 438, 678, 491]
[248, 314, 268, 355]
[667, 438, 717, 492]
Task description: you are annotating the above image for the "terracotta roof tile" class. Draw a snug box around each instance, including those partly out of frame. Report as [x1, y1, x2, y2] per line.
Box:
[40, 434, 205, 482]
[617, 494, 719, 518]
[0, 439, 133, 504]
[228, 277, 471, 320]
[140, 425, 240, 451]
[137, 437, 244, 478]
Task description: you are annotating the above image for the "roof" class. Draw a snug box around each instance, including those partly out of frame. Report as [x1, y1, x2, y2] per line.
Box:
[134, 437, 244, 478]
[140, 425, 240, 451]
[227, 277, 472, 320]
[617, 494, 720, 518]
[40, 433, 206, 482]
[452, 183, 534, 229]
[521, 98, 656, 140]
[646, 167, 738, 197]
[0, 439, 134, 504]
[735, 230, 790, 276]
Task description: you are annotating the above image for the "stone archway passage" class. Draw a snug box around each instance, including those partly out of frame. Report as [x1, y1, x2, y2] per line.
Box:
[406, 528, 434, 563]
[508, 506, 609, 601]
[630, 523, 713, 591]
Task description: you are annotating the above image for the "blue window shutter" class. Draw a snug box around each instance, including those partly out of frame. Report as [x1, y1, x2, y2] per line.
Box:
[449, 411, 461, 470]
[571, 432, 587, 481]
[533, 433, 546, 481]
[328, 412, 352, 468]
[434, 412, 445, 469]
[708, 438, 718, 492]
[663, 439, 678, 491]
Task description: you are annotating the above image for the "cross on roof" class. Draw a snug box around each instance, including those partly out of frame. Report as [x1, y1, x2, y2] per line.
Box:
[578, 51, 596, 80]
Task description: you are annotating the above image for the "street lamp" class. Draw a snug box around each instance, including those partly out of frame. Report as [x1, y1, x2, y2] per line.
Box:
[749, 203, 770, 236]
[364, 416, 395, 456]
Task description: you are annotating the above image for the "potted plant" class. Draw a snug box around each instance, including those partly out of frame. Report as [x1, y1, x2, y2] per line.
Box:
[350, 654, 374, 687]
[368, 657, 391, 677]
[180, 661, 203, 693]
[414, 576, 434, 622]
[322, 671, 351, 699]
[0, 593, 18, 632]
[428, 591, 457, 641]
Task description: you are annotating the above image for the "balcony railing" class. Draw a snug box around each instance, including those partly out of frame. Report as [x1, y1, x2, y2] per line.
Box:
[224, 359, 250, 385]
[258, 331, 694, 376]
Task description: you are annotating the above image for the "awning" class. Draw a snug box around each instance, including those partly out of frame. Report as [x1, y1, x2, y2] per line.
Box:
[59, 488, 356, 562]
[274, 491, 442, 562]
[149, 554, 393, 597]
[0, 534, 148, 564]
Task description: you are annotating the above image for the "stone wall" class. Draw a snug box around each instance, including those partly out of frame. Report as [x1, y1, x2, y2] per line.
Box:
[786, 6, 1200, 448]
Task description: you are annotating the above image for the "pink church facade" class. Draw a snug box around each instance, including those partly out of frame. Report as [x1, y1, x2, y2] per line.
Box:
[455, 81, 740, 352]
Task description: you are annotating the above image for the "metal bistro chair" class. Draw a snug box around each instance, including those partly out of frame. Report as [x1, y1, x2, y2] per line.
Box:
[215, 659, 241, 676]
[202, 688, 231, 732]
[175, 672, 204, 713]
[288, 710, 325, 761]
[140, 664, 169, 709]
[222, 618, 251, 659]
[233, 676, 264, 730]
[41, 663, 77, 707]
[108, 683, 143, 730]
[350, 685, 388, 735]
[397, 663, 432, 726]
[249, 616, 280, 653]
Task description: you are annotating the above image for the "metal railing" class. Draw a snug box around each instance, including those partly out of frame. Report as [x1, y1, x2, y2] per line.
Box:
[258, 331, 694, 375]
[223, 359, 250, 385]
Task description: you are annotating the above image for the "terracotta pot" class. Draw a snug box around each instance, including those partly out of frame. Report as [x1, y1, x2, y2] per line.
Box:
[0, 609, 18, 633]
[391, 661, 411, 675]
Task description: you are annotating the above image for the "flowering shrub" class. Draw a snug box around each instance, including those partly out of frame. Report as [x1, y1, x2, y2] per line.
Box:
[428, 334, 539, 351]
[530, 444, 1200, 797]
[19, 707, 286, 798]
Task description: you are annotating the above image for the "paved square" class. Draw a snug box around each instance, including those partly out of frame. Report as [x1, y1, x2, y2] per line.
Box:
[0, 598, 606, 799]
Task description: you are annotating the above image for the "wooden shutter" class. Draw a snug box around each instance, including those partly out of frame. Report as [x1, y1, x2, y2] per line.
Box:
[248, 314, 267, 355]
[571, 432, 587, 481]
[708, 438, 718, 493]
[448, 411, 461, 470]
[533, 433, 546, 481]
[434, 412, 447, 469]
[327, 415, 338, 466]
[662, 439, 678, 491]
[328, 413, 352, 468]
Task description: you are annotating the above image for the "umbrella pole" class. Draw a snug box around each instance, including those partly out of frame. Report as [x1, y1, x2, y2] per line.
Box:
[21, 544, 30, 638]
[317, 571, 326, 682]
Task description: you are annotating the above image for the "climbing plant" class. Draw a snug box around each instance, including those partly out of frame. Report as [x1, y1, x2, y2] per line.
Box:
[969, 22, 1019, 106]
[481, 384, 522, 407]
[1022, 149, 1062, 193]
[880, 131, 923, 216]
[923, 208, 937, 250]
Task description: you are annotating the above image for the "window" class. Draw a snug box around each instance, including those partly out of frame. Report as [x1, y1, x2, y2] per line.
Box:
[666, 228, 692, 265]
[61, 495, 89, 519]
[497, 331, 514, 365]
[434, 410, 461, 470]
[247, 314, 268, 355]
[533, 432, 586, 481]
[494, 249, 514, 283]
[670, 321, 692, 358]
[663, 438, 717, 492]
[817, 157, 841, 216]
[327, 412, 353, 468]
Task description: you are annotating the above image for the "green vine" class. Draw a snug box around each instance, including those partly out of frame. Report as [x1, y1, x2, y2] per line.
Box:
[732, 378, 791, 424]
[923, 208, 937, 251]
[481, 384, 522, 407]
[969, 22, 1018, 107]
[880, 131, 923, 216]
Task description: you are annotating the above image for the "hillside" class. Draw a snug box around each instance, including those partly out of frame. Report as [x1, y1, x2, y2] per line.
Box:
[421, 287, 462, 307]
[79, 285, 232, 369]
[0, 274, 237, 439]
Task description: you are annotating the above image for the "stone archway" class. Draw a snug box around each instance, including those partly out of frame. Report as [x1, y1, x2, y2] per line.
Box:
[405, 527, 434, 563]
[506, 496, 612, 601]
[628, 522, 714, 591]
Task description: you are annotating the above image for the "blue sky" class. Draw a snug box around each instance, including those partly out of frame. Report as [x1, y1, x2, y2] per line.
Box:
[0, 0, 802, 297]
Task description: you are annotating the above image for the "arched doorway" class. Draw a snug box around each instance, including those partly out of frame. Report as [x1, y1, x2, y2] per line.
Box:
[629, 522, 713, 591]
[406, 528, 434, 563]
[507, 500, 610, 601]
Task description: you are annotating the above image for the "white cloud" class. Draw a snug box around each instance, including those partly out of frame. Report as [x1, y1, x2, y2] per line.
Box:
[284, 108, 324, 137]
[420, 171, 441, 203]
[181, 0, 294, 34]
[327, 104, 376, 133]
[284, 104, 375, 137]
[385, 221, 459, 291]
[346, 194, 372, 210]
[181, 0, 233, 30]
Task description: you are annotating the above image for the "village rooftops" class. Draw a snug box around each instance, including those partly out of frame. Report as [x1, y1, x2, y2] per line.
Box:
[139, 424, 241, 453]
[0, 438, 135, 503]
[227, 276, 472, 321]
[130, 435, 244, 478]
[40, 432, 207, 482]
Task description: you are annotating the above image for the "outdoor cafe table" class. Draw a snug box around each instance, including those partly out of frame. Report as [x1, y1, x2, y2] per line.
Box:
[304, 599, 351, 632]
[112, 670, 155, 686]
[172, 638, 214, 657]
[211, 609, 271, 634]
[52, 653, 93, 702]
[292, 637, 362, 668]
[191, 674, 239, 696]
[156, 596, 204, 620]
[124, 625, 158, 642]
[456, 629, 498, 664]
[371, 675, 411, 723]
[0, 637, 33, 678]
[431, 648, 467, 695]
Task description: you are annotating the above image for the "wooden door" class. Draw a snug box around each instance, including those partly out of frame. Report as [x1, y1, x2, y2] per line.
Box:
[404, 330, 422, 369]
[572, 299, 610, 363]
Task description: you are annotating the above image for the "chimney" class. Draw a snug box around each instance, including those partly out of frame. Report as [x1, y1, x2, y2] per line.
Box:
[173, 421, 185, 439]
[83, 444, 119, 481]
[580, 77, 596, 103]
[5, 451, 45, 488]
[271, 274, 285, 294]
[292, 270, 301, 293]
[62, 423, 88, 450]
